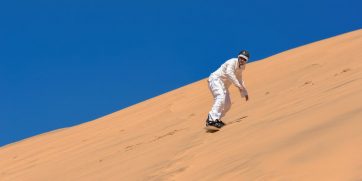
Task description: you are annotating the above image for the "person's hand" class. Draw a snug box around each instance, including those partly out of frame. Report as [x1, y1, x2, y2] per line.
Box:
[245, 95, 249, 101]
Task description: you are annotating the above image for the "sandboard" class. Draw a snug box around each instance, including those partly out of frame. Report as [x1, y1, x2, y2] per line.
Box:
[204, 125, 220, 131]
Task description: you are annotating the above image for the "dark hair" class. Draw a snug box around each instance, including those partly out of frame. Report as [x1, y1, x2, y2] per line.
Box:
[238, 50, 250, 59]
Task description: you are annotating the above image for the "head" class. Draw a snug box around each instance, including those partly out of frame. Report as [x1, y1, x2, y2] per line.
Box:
[238, 50, 250, 66]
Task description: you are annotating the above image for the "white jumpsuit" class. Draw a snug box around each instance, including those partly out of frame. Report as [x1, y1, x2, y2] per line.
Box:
[208, 58, 248, 121]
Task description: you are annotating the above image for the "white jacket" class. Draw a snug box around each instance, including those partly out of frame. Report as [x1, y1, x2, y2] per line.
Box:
[209, 58, 248, 96]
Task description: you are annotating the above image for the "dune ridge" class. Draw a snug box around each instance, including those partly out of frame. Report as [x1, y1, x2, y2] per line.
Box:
[1, 29, 362, 181]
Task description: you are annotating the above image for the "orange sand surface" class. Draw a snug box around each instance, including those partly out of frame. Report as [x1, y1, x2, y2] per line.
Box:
[1, 29, 362, 181]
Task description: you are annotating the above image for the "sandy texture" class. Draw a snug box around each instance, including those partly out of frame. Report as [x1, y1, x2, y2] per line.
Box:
[1, 29, 362, 181]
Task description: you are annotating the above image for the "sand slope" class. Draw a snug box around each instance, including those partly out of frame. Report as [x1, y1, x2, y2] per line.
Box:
[1, 29, 362, 181]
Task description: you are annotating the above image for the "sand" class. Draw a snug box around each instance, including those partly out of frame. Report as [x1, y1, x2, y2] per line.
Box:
[1, 29, 362, 181]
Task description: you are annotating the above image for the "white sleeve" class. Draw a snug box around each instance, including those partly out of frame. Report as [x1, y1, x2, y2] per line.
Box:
[240, 79, 248, 96]
[225, 60, 243, 89]
[225, 60, 248, 96]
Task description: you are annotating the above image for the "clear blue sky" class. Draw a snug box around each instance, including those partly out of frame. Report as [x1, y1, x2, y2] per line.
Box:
[0, 0, 361, 146]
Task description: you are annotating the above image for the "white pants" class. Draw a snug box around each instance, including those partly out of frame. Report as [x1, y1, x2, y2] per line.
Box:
[208, 78, 231, 121]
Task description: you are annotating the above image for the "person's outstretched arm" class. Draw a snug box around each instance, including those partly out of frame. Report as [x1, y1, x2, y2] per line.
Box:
[225, 60, 249, 101]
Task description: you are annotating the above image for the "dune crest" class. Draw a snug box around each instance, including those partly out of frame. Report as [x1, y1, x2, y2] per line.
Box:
[1, 29, 362, 181]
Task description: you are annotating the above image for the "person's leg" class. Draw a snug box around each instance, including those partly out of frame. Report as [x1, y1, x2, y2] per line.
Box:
[220, 91, 231, 118]
[208, 78, 226, 121]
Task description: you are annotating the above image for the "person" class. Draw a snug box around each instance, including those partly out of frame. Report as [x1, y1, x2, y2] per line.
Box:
[206, 50, 250, 129]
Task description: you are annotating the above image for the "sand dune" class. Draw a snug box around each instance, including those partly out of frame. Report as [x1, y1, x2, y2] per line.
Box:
[1, 29, 362, 181]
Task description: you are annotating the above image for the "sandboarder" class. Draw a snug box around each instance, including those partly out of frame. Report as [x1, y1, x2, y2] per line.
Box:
[205, 50, 250, 129]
